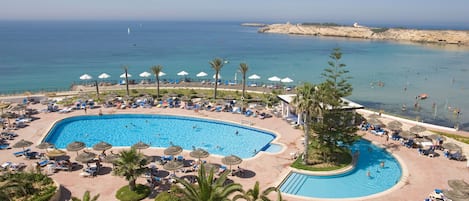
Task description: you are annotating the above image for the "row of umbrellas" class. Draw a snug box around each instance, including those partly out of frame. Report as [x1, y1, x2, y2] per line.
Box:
[13, 139, 243, 170]
[80, 72, 294, 83]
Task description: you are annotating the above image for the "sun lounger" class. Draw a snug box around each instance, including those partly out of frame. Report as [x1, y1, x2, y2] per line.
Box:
[1, 162, 12, 170]
[0, 144, 9, 150]
[58, 107, 73, 113]
[38, 159, 49, 167]
[177, 155, 184, 161]
[9, 162, 26, 171]
[13, 148, 31, 157]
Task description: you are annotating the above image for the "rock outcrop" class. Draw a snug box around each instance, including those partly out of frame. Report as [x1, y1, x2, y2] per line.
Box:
[259, 23, 469, 46]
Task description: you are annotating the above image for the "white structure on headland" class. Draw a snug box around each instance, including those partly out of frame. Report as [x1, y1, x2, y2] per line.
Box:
[353, 22, 365, 28]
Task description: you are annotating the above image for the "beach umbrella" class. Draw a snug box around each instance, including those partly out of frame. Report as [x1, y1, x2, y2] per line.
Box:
[120, 73, 132, 78]
[442, 189, 468, 201]
[190, 148, 210, 161]
[248, 74, 261, 80]
[66, 141, 86, 155]
[132, 141, 150, 151]
[46, 149, 67, 158]
[79, 74, 93, 80]
[164, 144, 183, 156]
[213, 74, 222, 79]
[368, 113, 381, 119]
[409, 125, 426, 134]
[36, 142, 54, 151]
[0, 102, 10, 114]
[442, 142, 462, 152]
[368, 118, 384, 126]
[196, 72, 208, 77]
[268, 76, 281, 82]
[203, 163, 221, 173]
[414, 138, 431, 143]
[75, 152, 97, 163]
[102, 153, 120, 164]
[158, 72, 166, 77]
[448, 179, 469, 194]
[13, 139, 33, 151]
[281, 77, 293, 83]
[139, 71, 151, 78]
[177, 71, 189, 76]
[222, 154, 243, 170]
[92, 141, 112, 151]
[98, 73, 111, 79]
[399, 131, 415, 139]
[427, 134, 447, 141]
[387, 120, 403, 131]
[163, 160, 184, 173]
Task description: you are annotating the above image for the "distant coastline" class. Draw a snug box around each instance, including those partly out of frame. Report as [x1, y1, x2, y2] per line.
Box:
[258, 23, 469, 46]
[241, 23, 267, 27]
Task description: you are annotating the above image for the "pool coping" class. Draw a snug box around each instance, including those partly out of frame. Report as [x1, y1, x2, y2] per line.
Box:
[275, 138, 410, 201]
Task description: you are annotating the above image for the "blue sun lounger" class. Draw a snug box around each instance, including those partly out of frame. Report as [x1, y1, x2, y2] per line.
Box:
[0, 144, 9, 150]
[13, 148, 31, 157]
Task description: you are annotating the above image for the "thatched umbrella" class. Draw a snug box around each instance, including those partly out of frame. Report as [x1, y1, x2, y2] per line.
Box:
[13, 139, 33, 151]
[46, 149, 67, 158]
[132, 141, 150, 151]
[0, 102, 10, 114]
[441, 189, 469, 201]
[414, 138, 431, 144]
[163, 160, 184, 174]
[387, 120, 403, 131]
[190, 148, 210, 161]
[399, 131, 415, 139]
[410, 125, 427, 134]
[36, 142, 54, 151]
[92, 141, 112, 151]
[368, 118, 384, 127]
[427, 134, 447, 141]
[368, 113, 381, 119]
[203, 163, 221, 173]
[102, 153, 120, 164]
[222, 155, 243, 171]
[442, 143, 462, 152]
[448, 179, 469, 194]
[75, 152, 97, 163]
[164, 143, 183, 156]
[66, 141, 86, 155]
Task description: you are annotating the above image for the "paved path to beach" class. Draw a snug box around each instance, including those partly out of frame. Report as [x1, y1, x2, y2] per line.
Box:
[1, 102, 469, 201]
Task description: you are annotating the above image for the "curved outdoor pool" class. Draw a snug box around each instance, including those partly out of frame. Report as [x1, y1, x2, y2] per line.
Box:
[43, 114, 276, 158]
[279, 140, 402, 199]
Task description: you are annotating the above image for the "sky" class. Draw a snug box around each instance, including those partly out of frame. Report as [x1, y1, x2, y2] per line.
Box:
[2, 0, 469, 27]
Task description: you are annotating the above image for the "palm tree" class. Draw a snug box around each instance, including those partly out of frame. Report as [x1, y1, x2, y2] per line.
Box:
[175, 163, 243, 201]
[209, 58, 224, 100]
[71, 191, 100, 201]
[292, 82, 323, 164]
[151, 65, 163, 99]
[0, 175, 33, 201]
[112, 147, 148, 191]
[239, 63, 249, 99]
[123, 66, 130, 97]
[233, 181, 276, 201]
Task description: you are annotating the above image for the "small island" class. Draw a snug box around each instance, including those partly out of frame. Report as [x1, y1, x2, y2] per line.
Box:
[258, 22, 469, 46]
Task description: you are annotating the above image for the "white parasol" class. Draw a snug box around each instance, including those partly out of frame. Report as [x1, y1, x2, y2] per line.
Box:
[158, 72, 166, 77]
[139, 71, 151, 78]
[268, 76, 281, 82]
[98, 73, 110, 79]
[213, 74, 222, 79]
[79, 74, 92, 80]
[248, 74, 261, 80]
[281, 77, 293, 83]
[120, 73, 131, 78]
[177, 71, 189, 76]
[196, 72, 208, 77]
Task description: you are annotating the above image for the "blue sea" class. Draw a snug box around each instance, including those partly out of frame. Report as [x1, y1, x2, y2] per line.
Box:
[0, 21, 468, 130]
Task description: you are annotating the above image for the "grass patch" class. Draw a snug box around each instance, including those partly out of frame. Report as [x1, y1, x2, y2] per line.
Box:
[291, 148, 353, 171]
[115, 184, 151, 201]
[154, 192, 181, 201]
[430, 130, 469, 144]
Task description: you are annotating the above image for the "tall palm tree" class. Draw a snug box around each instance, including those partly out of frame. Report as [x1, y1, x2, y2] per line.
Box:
[233, 181, 277, 201]
[175, 163, 243, 201]
[239, 63, 249, 99]
[71, 191, 100, 201]
[123, 66, 130, 97]
[209, 58, 224, 100]
[151, 65, 163, 99]
[112, 148, 148, 191]
[292, 82, 323, 164]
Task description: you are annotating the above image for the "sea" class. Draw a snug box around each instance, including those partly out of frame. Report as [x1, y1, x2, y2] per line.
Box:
[0, 21, 468, 130]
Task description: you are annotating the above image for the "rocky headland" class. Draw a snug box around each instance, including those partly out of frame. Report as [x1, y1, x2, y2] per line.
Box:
[258, 23, 469, 46]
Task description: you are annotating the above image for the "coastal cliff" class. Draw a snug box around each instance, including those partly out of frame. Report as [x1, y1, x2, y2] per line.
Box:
[259, 23, 469, 46]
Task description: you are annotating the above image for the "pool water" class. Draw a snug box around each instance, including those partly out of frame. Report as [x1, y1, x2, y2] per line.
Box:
[44, 114, 275, 158]
[262, 143, 283, 153]
[279, 140, 402, 198]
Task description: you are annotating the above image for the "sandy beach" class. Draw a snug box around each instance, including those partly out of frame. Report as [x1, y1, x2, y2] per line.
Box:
[1, 86, 469, 201]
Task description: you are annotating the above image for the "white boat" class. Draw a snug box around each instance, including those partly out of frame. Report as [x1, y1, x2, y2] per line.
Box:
[128, 27, 130, 35]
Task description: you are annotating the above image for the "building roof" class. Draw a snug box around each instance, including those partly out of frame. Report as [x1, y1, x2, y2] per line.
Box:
[277, 94, 364, 110]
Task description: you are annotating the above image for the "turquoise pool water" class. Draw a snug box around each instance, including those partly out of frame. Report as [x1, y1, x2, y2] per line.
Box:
[44, 114, 276, 158]
[263, 143, 283, 153]
[279, 140, 402, 198]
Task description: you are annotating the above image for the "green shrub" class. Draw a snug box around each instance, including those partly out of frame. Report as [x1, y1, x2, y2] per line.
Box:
[116, 185, 151, 201]
[154, 192, 181, 201]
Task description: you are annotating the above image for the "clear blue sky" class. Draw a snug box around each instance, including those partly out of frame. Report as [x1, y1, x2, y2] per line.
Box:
[2, 0, 468, 26]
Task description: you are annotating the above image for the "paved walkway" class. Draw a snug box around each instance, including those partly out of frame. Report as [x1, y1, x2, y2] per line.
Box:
[1, 103, 468, 201]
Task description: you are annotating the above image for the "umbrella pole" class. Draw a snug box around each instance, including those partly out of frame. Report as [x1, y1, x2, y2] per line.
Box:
[95, 80, 100, 100]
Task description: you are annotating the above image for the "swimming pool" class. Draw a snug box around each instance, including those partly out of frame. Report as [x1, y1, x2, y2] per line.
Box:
[279, 140, 402, 199]
[44, 114, 276, 158]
